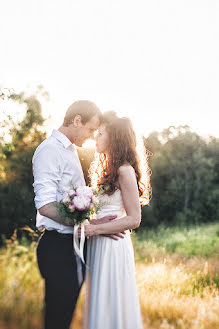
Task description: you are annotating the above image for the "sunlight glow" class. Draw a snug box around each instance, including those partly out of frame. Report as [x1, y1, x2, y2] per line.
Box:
[1, 0, 219, 138]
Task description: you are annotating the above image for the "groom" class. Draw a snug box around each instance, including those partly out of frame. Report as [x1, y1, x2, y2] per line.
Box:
[32, 100, 124, 329]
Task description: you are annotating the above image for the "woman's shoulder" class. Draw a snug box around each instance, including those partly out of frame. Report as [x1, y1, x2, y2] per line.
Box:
[117, 164, 138, 193]
[117, 163, 135, 177]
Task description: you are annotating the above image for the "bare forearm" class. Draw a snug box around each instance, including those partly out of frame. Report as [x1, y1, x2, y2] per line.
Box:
[93, 215, 140, 235]
[39, 202, 73, 227]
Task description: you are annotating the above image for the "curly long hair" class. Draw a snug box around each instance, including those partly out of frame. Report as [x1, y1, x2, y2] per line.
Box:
[89, 111, 152, 206]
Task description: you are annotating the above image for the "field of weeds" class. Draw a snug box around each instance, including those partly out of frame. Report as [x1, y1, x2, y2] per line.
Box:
[0, 224, 218, 329]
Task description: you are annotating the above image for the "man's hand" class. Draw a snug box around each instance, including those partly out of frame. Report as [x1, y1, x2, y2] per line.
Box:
[77, 216, 117, 238]
[89, 215, 117, 225]
[102, 232, 126, 240]
[77, 215, 126, 240]
[78, 226, 126, 240]
[94, 215, 126, 240]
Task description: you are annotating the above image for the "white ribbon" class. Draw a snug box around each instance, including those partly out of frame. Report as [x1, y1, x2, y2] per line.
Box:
[74, 223, 86, 263]
[73, 220, 89, 286]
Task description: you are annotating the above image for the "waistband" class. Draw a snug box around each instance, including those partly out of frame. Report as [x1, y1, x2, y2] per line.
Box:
[44, 230, 73, 239]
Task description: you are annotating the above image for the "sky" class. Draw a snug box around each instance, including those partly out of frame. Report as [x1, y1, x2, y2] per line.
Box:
[1, 0, 219, 139]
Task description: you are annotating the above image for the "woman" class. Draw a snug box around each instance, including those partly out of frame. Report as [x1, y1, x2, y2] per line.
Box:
[83, 111, 152, 329]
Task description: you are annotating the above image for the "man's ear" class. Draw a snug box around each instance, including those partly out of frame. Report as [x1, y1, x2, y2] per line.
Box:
[73, 115, 82, 127]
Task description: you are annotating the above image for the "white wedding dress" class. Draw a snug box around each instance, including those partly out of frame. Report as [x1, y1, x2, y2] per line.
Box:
[83, 189, 143, 329]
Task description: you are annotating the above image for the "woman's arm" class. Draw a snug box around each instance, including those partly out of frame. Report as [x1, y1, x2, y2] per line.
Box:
[84, 165, 141, 237]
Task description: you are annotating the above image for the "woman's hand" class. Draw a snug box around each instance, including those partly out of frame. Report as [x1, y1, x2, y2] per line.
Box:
[77, 223, 96, 238]
[77, 223, 126, 240]
[84, 223, 96, 238]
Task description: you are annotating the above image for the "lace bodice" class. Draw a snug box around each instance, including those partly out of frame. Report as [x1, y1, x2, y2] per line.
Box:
[96, 189, 126, 220]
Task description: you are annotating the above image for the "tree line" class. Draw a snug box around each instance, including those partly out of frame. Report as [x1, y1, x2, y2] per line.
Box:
[0, 89, 218, 243]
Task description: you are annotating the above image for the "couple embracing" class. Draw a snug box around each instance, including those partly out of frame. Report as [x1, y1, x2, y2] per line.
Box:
[32, 100, 151, 329]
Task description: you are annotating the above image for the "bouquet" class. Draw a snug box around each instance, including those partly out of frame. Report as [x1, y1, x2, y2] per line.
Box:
[55, 185, 103, 284]
[56, 185, 101, 226]
[56, 185, 101, 267]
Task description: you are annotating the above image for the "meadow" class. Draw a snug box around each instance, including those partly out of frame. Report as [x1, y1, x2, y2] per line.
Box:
[0, 223, 218, 329]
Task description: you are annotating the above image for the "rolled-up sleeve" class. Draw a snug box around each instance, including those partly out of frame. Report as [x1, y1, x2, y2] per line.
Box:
[32, 144, 62, 210]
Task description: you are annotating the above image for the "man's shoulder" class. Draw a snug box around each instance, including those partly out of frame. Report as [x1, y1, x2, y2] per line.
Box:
[33, 136, 60, 159]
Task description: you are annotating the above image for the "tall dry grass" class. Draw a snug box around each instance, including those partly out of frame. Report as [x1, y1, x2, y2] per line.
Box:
[0, 225, 218, 329]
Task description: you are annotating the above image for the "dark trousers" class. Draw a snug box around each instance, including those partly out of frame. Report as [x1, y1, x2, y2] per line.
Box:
[36, 230, 86, 329]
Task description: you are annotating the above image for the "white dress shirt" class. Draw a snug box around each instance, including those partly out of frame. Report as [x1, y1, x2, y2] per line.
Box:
[32, 129, 86, 234]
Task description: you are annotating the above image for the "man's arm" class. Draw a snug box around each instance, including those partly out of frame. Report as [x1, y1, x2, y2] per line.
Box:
[40, 203, 120, 230]
[33, 144, 73, 225]
[89, 218, 126, 240]
[39, 202, 74, 227]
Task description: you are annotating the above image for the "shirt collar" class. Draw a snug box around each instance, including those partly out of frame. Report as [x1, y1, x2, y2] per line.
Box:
[51, 129, 74, 149]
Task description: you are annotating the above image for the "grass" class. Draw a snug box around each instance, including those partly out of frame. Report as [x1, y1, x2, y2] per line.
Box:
[137, 261, 219, 329]
[0, 224, 219, 329]
[134, 223, 219, 260]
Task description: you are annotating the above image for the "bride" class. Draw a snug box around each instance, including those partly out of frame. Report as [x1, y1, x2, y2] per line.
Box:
[83, 111, 151, 329]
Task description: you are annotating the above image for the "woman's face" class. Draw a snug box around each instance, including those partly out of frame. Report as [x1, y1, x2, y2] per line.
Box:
[95, 124, 109, 153]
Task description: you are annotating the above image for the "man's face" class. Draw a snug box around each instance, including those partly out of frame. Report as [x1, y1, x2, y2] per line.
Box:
[73, 114, 100, 147]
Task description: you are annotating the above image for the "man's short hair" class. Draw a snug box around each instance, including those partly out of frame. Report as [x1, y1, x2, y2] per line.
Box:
[63, 100, 101, 126]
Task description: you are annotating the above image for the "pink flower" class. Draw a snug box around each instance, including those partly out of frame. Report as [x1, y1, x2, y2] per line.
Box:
[76, 186, 94, 199]
[73, 196, 91, 211]
[68, 189, 76, 197]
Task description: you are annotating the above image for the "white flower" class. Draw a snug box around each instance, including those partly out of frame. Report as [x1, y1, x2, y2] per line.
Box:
[76, 186, 94, 199]
[68, 204, 75, 213]
[90, 202, 95, 210]
[73, 196, 91, 210]
[62, 195, 71, 204]
[68, 189, 76, 197]
[91, 195, 99, 205]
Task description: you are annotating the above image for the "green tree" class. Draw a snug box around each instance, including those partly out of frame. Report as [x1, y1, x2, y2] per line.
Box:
[0, 87, 47, 243]
[141, 126, 218, 227]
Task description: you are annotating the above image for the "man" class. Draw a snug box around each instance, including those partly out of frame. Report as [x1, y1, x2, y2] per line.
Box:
[32, 100, 123, 329]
